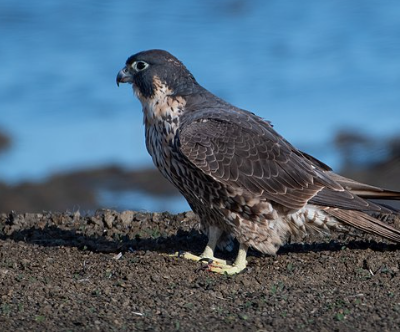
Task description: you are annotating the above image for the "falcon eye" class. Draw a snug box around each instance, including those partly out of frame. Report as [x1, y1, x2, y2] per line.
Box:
[133, 61, 149, 71]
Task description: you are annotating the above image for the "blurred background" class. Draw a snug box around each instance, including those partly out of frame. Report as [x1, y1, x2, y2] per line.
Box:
[0, 0, 399, 213]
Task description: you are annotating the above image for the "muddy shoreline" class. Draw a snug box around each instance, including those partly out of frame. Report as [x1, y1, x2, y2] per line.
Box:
[1, 210, 400, 331]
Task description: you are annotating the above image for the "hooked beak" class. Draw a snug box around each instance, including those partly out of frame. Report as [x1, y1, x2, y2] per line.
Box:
[116, 67, 134, 86]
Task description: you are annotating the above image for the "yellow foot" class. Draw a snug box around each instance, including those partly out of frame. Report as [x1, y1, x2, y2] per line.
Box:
[207, 262, 247, 275]
[207, 244, 248, 275]
[169, 251, 229, 267]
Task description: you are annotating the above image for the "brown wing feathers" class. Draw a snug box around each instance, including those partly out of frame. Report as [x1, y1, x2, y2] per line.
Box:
[178, 108, 400, 243]
[179, 114, 332, 210]
[327, 172, 400, 200]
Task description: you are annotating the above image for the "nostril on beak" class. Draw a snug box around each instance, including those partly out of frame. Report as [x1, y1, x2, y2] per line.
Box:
[116, 67, 132, 86]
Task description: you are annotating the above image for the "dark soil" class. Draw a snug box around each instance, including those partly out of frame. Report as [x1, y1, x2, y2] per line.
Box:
[1, 210, 400, 331]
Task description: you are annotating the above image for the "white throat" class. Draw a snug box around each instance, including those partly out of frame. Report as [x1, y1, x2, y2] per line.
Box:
[133, 76, 186, 128]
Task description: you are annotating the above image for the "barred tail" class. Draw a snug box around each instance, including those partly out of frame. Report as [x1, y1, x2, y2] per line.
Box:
[325, 208, 400, 243]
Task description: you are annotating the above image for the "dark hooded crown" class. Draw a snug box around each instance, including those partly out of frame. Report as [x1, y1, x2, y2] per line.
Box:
[125, 49, 199, 98]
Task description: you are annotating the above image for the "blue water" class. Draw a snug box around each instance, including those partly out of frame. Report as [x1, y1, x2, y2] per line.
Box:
[98, 189, 190, 214]
[1, 0, 400, 210]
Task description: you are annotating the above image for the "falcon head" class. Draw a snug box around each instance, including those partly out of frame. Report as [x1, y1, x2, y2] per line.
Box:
[116, 49, 198, 99]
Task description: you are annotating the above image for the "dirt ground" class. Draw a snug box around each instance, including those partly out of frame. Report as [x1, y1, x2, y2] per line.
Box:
[1, 210, 400, 332]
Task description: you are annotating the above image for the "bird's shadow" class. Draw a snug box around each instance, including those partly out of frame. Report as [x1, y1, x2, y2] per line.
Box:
[0, 225, 205, 255]
[1, 224, 399, 260]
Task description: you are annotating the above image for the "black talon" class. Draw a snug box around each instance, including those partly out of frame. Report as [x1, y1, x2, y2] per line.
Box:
[199, 257, 214, 264]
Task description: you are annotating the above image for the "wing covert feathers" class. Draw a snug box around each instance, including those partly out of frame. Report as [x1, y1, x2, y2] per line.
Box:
[178, 110, 343, 210]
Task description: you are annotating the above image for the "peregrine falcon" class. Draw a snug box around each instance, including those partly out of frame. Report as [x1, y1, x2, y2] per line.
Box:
[117, 49, 400, 274]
